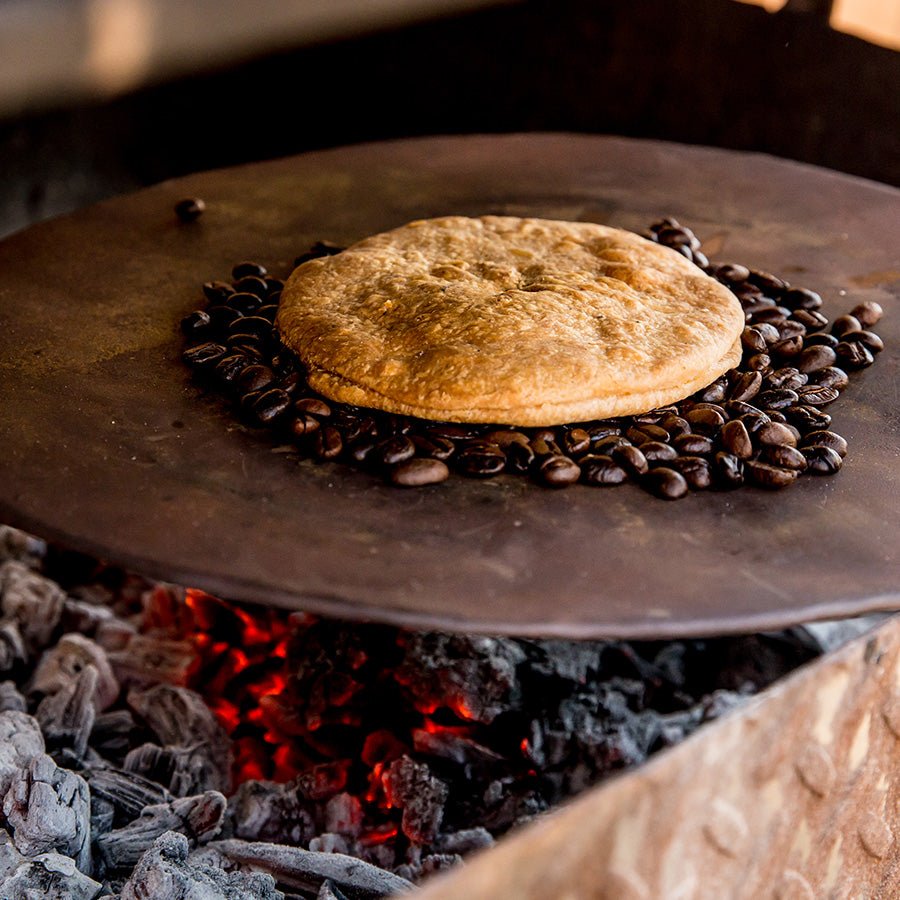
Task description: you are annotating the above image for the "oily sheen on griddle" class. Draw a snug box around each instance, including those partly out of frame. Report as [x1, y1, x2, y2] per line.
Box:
[276, 216, 744, 426]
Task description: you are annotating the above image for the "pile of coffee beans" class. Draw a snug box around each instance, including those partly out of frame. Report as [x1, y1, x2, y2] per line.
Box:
[181, 222, 884, 498]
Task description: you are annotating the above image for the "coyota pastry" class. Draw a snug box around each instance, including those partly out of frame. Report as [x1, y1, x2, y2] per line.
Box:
[276, 216, 744, 426]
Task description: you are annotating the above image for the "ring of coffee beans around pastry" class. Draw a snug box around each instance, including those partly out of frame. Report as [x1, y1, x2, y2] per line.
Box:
[181, 221, 884, 498]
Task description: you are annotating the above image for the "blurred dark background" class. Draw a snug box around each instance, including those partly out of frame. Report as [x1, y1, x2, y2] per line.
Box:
[1, 0, 897, 237]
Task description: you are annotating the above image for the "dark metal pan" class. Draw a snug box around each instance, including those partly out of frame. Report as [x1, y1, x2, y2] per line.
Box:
[0, 134, 897, 638]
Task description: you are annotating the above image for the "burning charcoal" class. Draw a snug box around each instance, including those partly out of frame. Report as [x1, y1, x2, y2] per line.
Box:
[226, 780, 316, 845]
[191, 840, 414, 898]
[412, 728, 503, 772]
[31, 634, 119, 711]
[0, 710, 45, 797]
[0, 620, 26, 673]
[319, 881, 351, 900]
[0, 681, 26, 713]
[383, 756, 447, 845]
[2, 754, 92, 874]
[85, 766, 173, 824]
[0, 561, 65, 652]
[95, 791, 226, 870]
[0, 836, 102, 899]
[124, 741, 230, 797]
[0, 527, 46, 568]
[36, 664, 98, 761]
[120, 831, 284, 900]
[394, 633, 525, 724]
[108, 635, 195, 686]
[126, 685, 232, 793]
[433, 827, 494, 856]
[325, 793, 364, 839]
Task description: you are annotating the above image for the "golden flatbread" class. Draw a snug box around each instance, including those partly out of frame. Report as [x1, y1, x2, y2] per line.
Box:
[276, 216, 744, 426]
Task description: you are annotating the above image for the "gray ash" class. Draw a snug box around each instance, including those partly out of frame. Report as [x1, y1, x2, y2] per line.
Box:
[0, 525, 880, 897]
[181, 218, 884, 496]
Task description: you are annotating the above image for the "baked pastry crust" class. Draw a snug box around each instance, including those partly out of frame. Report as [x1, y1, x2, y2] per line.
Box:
[277, 216, 744, 425]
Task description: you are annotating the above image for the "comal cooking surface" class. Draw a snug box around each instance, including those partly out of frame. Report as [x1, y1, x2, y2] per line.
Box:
[0, 134, 897, 638]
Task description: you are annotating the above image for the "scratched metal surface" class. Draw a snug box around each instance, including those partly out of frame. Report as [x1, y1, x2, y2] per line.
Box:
[0, 134, 897, 638]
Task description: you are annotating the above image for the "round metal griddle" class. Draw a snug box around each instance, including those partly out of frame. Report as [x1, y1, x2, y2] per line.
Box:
[0, 134, 898, 638]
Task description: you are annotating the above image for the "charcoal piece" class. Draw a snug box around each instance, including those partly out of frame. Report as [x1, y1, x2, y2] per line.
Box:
[394, 633, 525, 724]
[0, 561, 65, 651]
[108, 636, 194, 686]
[86, 766, 173, 824]
[318, 881, 351, 900]
[95, 619, 138, 654]
[0, 526, 46, 568]
[0, 710, 46, 797]
[309, 833, 350, 854]
[124, 741, 230, 797]
[91, 795, 117, 837]
[31, 634, 119, 711]
[96, 791, 227, 870]
[0, 841, 102, 899]
[61, 598, 116, 637]
[226, 780, 316, 845]
[0, 681, 26, 713]
[412, 728, 503, 771]
[90, 710, 141, 763]
[324, 793, 364, 839]
[0, 620, 26, 673]
[2, 753, 92, 874]
[191, 840, 414, 899]
[521, 639, 605, 684]
[127, 685, 232, 793]
[433, 828, 494, 856]
[120, 831, 283, 900]
[36, 664, 98, 760]
[383, 756, 448, 845]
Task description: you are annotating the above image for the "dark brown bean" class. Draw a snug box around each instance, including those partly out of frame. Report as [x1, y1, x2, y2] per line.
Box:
[770, 336, 804, 357]
[632, 407, 678, 425]
[253, 388, 291, 424]
[563, 428, 592, 456]
[256, 304, 279, 323]
[175, 197, 205, 222]
[778, 320, 807, 340]
[643, 468, 689, 500]
[785, 405, 832, 432]
[340, 415, 377, 444]
[748, 269, 789, 295]
[612, 444, 648, 476]
[350, 440, 378, 464]
[229, 315, 272, 337]
[796, 345, 837, 373]
[831, 314, 861, 337]
[800, 430, 848, 458]
[763, 444, 808, 471]
[792, 309, 828, 332]
[781, 288, 822, 311]
[738, 411, 771, 435]
[749, 306, 788, 326]
[728, 371, 763, 403]
[411, 434, 455, 461]
[181, 310, 211, 335]
[841, 330, 884, 354]
[725, 400, 766, 419]
[214, 354, 251, 384]
[746, 460, 799, 489]
[641, 441, 678, 463]
[505, 440, 536, 473]
[264, 277, 285, 294]
[538, 455, 581, 487]
[674, 433, 714, 455]
[579, 455, 627, 487]
[183, 342, 227, 368]
[834, 341, 875, 369]
[741, 327, 767, 353]
[810, 366, 849, 391]
[746, 353, 772, 372]
[660, 414, 691, 438]
[698, 376, 729, 403]
[671, 456, 712, 490]
[234, 276, 269, 299]
[756, 422, 798, 448]
[765, 367, 807, 391]
[686, 407, 726, 433]
[375, 435, 416, 466]
[757, 388, 799, 410]
[390, 458, 449, 487]
[796, 385, 840, 406]
[849, 301, 883, 327]
[586, 423, 622, 442]
[802, 445, 843, 475]
[237, 364, 275, 393]
[713, 263, 751, 283]
[232, 261, 268, 280]
[294, 397, 332, 417]
[227, 291, 264, 315]
[428, 424, 481, 441]
[595, 434, 630, 455]
[203, 281, 235, 303]
[315, 426, 343, 460]
[456, 442, 506, 477]
[291, 413, 321, 437]
[206, 304, 244, 330]
[804, 333, 838, 348]
[721, 419, 753, 459]
[713, 452, 744, 489]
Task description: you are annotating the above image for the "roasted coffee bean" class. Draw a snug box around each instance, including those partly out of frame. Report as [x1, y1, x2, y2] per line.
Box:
[656, 225, 697, 248]
[390, 458, 450, 487]
[379, 414, 413, 437]
[673, 244, 694, 261]
[796, 385, 840, 406]
[801, 430, 848, 458]
[456, 443, 506, 478]
[749, 306, 788, 326]
[291, 413, 321, 438]
[586, 423, 622, 442]
[239, 390, 263, 415]
[713, 452, 744, 489]
[214, 353, 251, 385]
[538, 455, 581, 487]
[531, 428, 557, 444]
[777, 320, 807, 340]
[738, 411, 771, 435]
[203, 280, 235, 303]
[712, 263, 751, 283]
[632, 407, 677, 425]
[226, 331, 263, 349]
[374, 435, 416, 466]
[763, 444, 808, 471]
[294, 397, 332, 417]
[698, 376, 729, 404]
[350, 440, 378, 464]
[765, 367, 807, 391]
[594, 434, 630, 455]
[770, 336, 803, 357]
[267, 290, 282, 306]
[529, 437, 562, 462]
[850, 300, 883, 327]
[229, 315, 272, 338]
[831, 314, 861, 337]
[725, 400, 766, 418]
[785, 404, 832, 432]
[834, 340, 874, 370]
[660, 414, 691, 438]
[748, 269, 788, 295]
[841, 330, 884, 354]
[264, 277, 285, 294]
[742, 298, 777, 317]
[721, 419, 753, 459]
[626, 425, 668, 446]
[674, 433, 714, 455]
[562, 428, 592, 456]
[757, 388, 799, 410]
[643, 467, 689, 500]
[236, 364, 275, 393]
[175, 197, 205, 222]
[781, 287, 822, 311]
[733, 284, 764, 304]
[728, 371, 763, 403]
[206, 304, 244, 330]
[183, 342, 227, 368]
[692, 250, 709, 268]
[802, 445, 843, 475]
[671, 456, 712, 490]
[181, 309, 211, 336]
[792, 309, 828, 332]
[257, 304, 279, 323]
[411, 434, 455, 461]
[227, 291, 264, 315]
[641, 441, 678, 463]
[741, 327, 768, 353]
[754, 322, 782, 344]
[612, 443, 648, 476]
[315, 426, 343, 460]
[340, 414, 377, 444]
[505, 439, 536, 473]
[484, 428, 527, 448]
[227, 342, 264, 361]
[232, 261, 268, 280]
[796, 345, 837, 373]
[756, 421, 798, 448]
[810, 366, 849, 391]
[253, 388, 292, 424]
[580, 454, 627, 486]
[278, 372, 303, 395]
[746, 353, 772, 372]
[234, 275, 269, 299]
[804, 333, 838, 348]
[686, 407, 726, 433]
[746, 459, 799, 489]
[428, 424, 481, 441]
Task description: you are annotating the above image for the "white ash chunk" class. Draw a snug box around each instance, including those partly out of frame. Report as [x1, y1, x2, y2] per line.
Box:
[226, 780, 316, 845]
[0, 832, 102, 900]
[0, 527, 46, 568]
[124, 741, 230, 797]
[0, 710, 45, 797]
[0, 620, 26, 674]
[96, 791, 226, 870]
[36, 664, 98, 761]
[31, 634, 119, 711]
[318, 880, 350, 900]
[2, 753, 92, 874]
[121, 831, 284, 900]
[0, 561, 65, 651]
[108, 635, 194, 688]
[61, 598, 116, 637]
[0, 681, 26, 713]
